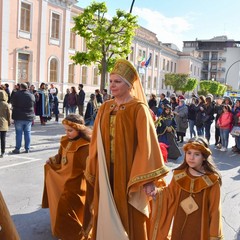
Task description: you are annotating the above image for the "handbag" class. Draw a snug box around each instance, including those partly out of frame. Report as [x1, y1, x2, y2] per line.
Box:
[230, 126, 240, 136]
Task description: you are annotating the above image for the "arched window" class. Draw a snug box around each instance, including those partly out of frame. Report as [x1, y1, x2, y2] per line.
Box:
[49, 58, 58, 82]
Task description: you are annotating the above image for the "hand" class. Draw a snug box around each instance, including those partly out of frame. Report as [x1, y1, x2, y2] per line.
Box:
[143, 182, 157, 200]
[166, 126, 172, 132]
[46, 159, 51, 164]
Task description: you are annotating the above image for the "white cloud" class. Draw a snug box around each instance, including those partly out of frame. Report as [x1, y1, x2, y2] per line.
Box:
[133, 7, 192, 49]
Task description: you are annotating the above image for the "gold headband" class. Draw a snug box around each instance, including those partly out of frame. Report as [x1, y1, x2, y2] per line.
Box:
[62, 119, 86, 131]
[110, 59, 139, 86]
[183, 142, 212, 157]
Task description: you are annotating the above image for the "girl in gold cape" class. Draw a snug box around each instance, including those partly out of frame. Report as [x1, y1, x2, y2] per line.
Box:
[150, 137, 223, 240]
[83, 59, 168, 240]
[42, 114, 92, 240]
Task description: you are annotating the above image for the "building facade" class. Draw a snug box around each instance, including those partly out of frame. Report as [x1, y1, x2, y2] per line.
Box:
[183, 36, 240, 90]
[0, 0, 202, 99]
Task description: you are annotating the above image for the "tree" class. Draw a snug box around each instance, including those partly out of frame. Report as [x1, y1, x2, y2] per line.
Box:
[198, 80, 227, 96]
[181, 78, 198, 94]
[72, 2, 138, 90]
[164, 73, 189, 92]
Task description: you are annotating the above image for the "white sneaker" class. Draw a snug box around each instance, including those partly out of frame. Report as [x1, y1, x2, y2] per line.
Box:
[220, 147, 227, 152]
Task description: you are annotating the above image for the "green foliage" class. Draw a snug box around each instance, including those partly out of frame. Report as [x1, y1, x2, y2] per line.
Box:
[218, 84, 227, 96]
[164, 73, 189, 91]
[199, 80, 227, 96]
[71, 2, 138, 90]
[181, 78, 198, 93]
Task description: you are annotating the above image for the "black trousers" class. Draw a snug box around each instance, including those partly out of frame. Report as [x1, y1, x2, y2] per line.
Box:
[0, 131, 7, 154]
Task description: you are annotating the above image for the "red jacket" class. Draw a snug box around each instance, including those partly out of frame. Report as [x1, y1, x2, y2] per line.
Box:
[217, 112, 233, 130]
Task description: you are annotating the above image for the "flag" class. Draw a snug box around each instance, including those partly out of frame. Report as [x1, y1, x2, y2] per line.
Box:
[145, 54, 152, 67]
[137, 55, 144, 62]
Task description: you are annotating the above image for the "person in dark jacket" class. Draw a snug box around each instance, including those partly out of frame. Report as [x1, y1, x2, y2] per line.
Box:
[148, 93, 158, 115]
[84, 93, 97, 126]
[194, 95, 206, 136]
[188, 97, 197, 139]
[52, 95, 59, 122]
[63, 88, 70, 116]
[4, 84, 11, 104]
[11, 83, 35, 154]
[203, 96, 215, 142]
[95, 89, 103, 106]
[77, 84, 85, 116]
[214, 98, 223, 147]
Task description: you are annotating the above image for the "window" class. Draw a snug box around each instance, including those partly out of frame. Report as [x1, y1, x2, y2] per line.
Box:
[148, 76, 151, 89]
[153, 76, 157, 89]
[82, 38, 87, 52]
[166, 60, 169, 71]
[50, 58, 58, 82]
[68, 64, 74, 83]
[18, 53, 29, 82]
[70, 31, 76, 49]
[138, 49, 142, 57]
[155, 55, 158, 68]
[93, 68, 99, 85]
[212, 52, 218, 60]
[162, 59, 165, 70]
[82, 66, 87, 84]
[130, 47, 134, 62]
[170, 61, 173, 72]
[174, 63, 177, 73]
[143, 51, 146, 58]
[20, 2, 31, 32]
[51, 13, 60, 39]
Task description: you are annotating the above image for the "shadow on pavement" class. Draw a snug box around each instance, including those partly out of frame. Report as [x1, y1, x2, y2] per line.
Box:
[12, 208, 57, 240]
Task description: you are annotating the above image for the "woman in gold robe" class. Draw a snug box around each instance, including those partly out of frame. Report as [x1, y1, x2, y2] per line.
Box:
[42, 114, 92, 240]
[83, 59, 169, 240]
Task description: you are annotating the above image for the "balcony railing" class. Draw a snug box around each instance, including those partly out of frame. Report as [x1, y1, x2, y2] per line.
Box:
[217, 67, 226, 72]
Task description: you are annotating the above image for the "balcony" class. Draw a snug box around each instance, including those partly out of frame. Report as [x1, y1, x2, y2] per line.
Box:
[210, 68, 217, 72]
[201, 68, 209, 72]
[217, 67, 226, 72]
[218, 57, 226, 62]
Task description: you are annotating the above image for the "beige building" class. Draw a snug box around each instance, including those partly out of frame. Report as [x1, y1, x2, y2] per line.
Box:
[131, 27, 202, 96]
[183, 36, 240, 90]
[0, 0, 201, 99]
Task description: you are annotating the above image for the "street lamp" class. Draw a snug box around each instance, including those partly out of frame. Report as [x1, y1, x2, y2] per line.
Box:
[129, 0, 136, 13]
[224, 59, 240, 85]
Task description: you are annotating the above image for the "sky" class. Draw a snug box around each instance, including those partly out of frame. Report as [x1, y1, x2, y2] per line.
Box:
[75, 0, 240, 50]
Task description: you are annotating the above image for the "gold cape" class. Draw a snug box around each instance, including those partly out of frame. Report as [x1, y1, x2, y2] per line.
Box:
[84, 98, 168, 240]
[150, 169, 223, 240]
[42, 136, 90, 240]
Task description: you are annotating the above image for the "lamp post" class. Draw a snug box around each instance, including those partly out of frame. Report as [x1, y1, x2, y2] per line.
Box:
[129, 0, 136, 13]
[224, 59, 240, 85]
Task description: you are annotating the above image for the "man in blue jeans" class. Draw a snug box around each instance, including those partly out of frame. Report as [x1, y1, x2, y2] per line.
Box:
[11, 83, 35, 154]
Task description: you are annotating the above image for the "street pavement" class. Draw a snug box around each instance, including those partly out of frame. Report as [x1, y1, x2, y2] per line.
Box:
[0, 119, 239, 240]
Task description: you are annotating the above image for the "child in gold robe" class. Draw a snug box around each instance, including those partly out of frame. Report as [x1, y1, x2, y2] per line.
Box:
[42, 114, 92, 240]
